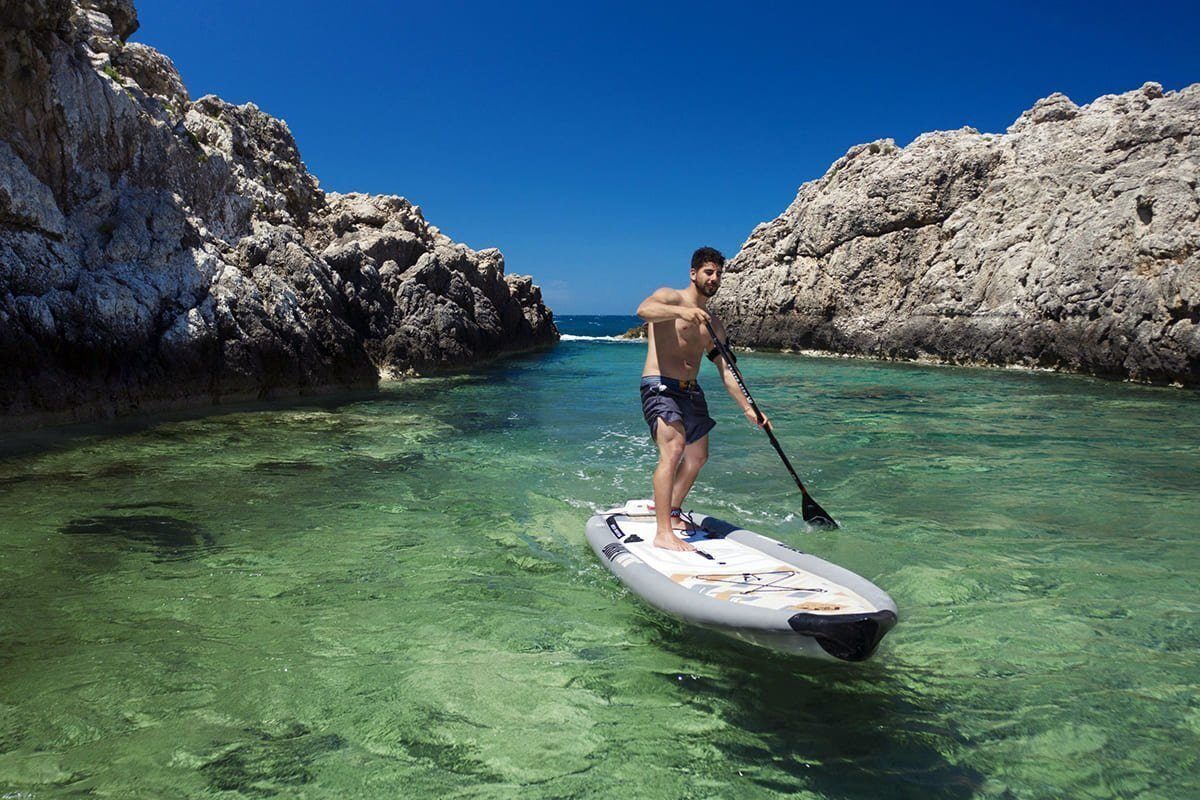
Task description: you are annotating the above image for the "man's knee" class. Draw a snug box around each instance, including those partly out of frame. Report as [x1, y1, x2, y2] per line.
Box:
[658, 442, 685, 465]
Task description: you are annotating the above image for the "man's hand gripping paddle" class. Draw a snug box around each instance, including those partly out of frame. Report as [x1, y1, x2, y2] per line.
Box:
[705, 320, 838, 529]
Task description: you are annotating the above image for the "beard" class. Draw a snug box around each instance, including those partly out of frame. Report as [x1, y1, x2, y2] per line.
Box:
[694, 278, 720, 298]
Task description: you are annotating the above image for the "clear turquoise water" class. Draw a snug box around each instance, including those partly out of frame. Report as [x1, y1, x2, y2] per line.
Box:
[1, 315, 1198, 799]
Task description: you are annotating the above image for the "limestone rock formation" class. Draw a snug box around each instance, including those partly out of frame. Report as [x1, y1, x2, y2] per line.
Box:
[0, 0, 557, 427]
[712, 83, 1199, 386]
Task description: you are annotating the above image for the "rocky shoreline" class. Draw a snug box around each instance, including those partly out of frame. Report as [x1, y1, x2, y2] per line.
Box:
[0, 0, 557, 430]
[711, 83, 1199, 387]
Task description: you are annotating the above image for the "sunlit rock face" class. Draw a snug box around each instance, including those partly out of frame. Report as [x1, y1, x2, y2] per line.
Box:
[0, 0, 557, 426]
[712, 83, 1199, 387]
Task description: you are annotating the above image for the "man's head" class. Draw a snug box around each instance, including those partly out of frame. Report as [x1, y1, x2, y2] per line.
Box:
[690, 246, 724, 298]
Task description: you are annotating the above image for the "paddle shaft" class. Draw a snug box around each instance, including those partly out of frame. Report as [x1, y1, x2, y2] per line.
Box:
[704, 320, 836, 526]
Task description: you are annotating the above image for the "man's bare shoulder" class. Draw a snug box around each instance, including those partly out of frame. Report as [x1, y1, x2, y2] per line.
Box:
[637, 286, 691, 322]
[643, 286, 687, 304]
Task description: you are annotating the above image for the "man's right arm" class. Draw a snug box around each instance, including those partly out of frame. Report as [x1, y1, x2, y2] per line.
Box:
[637, 288, 709, 325]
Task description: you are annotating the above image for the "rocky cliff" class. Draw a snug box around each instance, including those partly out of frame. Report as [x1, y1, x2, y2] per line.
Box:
[712, 83, 1199, 386]
[0, 0, 557, 428]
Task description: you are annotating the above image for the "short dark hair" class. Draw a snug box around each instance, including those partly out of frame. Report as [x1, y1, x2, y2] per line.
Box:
[691, 246, 724, 271]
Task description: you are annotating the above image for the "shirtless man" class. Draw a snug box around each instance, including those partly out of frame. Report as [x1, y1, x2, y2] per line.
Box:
[636, 246, 767, 551]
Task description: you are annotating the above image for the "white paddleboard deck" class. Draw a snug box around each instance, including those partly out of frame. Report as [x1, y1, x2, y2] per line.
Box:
[586, 501, 897, 661]
[609, 516, 876, 615]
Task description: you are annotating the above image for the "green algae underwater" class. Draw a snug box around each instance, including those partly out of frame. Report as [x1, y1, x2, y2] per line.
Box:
[1, 316, 1198, 799]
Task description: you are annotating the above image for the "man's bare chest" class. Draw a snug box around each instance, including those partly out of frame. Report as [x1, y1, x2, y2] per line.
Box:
[650, 318, 705, 353]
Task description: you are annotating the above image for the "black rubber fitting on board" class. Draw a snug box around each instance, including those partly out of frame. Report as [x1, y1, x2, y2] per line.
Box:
[787, 609, 898, 662]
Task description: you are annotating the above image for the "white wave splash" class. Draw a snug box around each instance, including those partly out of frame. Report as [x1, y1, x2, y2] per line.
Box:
[559, 334, 642, 343]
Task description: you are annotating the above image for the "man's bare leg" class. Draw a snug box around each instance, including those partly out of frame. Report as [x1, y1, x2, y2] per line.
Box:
[669, 436, 709, 530]
[652, 419, 696, 551]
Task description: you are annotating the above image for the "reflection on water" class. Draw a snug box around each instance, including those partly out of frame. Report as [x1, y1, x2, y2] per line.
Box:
[1, 325, 1198, 798]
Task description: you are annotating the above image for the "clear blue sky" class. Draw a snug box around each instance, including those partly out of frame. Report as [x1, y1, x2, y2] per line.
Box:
[134, 0, 1197, 315]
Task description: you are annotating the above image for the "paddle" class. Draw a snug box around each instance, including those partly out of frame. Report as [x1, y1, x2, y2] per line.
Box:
[704, 320, 838, 528]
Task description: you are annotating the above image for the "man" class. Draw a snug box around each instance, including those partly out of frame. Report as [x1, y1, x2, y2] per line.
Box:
[636, 246, 767, 552]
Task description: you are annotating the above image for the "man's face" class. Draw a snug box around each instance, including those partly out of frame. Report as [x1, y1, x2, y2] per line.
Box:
[692, 262, 722, 297]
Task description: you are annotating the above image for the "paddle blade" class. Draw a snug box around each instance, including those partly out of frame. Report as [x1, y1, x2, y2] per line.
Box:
[802, 493, 838, 529]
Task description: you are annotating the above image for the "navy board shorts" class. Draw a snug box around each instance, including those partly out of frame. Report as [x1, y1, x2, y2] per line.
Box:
[640, 376, 716, 444]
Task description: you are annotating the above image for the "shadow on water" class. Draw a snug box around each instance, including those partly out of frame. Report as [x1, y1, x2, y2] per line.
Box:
[250, 459, 325, 474]
[445, 409, 496, 435]
[828, 389, 925, 403]
[0, 462, 147, 488]
[338, 452, 425, 474]
[198, 723, 347, 797]
[650, 622, 985, 800]
[59, 509, 216, 563]
[104, 500, 191, 511]
[441, 408, 536, 437]
[0, 469, 89, 487]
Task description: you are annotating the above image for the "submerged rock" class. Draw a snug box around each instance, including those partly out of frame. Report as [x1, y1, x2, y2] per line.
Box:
[619, 323, 647, 339]
[0, 0, 557, 428]
[711, 83, 1200, 386]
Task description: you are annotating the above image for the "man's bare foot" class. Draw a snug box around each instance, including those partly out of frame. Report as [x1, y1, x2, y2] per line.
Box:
[653, 529, 697, 552]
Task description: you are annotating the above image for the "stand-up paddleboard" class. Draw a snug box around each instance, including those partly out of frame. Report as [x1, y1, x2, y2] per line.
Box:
[586, 500, 897, 662]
